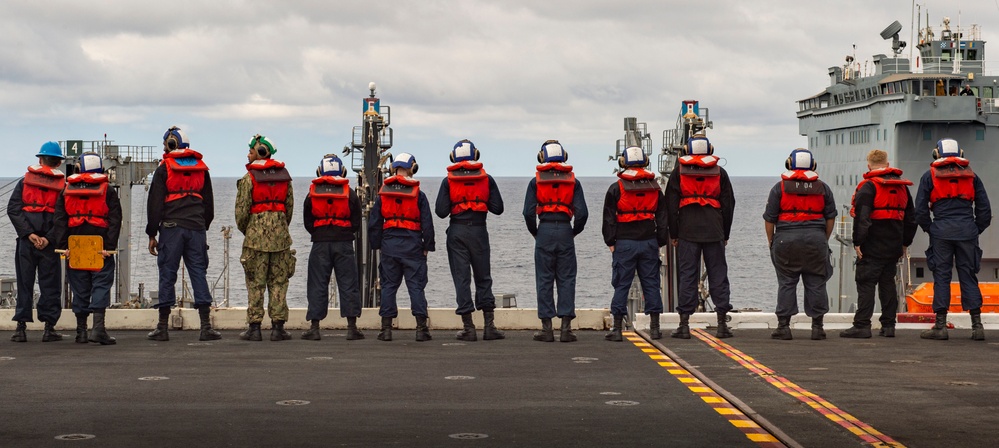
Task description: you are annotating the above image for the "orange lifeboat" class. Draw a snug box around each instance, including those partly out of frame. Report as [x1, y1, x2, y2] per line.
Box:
[905, 282, 999, 313]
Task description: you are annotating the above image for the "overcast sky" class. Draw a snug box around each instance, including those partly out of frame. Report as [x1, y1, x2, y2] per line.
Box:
[2, 0, 996, 178]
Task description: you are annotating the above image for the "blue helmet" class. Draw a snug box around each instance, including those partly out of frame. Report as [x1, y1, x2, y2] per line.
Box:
[36, 141, 65, 159]
[685, 136, 714, 156]
[163, 126, 190, 150]
[319, 155, 347, 177]
[79, 152, 103, 173]
[934, 138, 963, 159]
[392, 152, 418, 174]
[619, 146, 648, 168]
[785, 148, 817, 171]
[538, 140, 568, 163]
[451, 139, 480, 163]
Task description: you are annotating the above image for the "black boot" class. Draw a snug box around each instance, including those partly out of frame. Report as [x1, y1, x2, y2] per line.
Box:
[605, 315, 623, 342]
[147, 307, 170, 341]
[88, 311, 116, 345]
[415, 316, 432, 342]
[560, 317, 577, 342]
[456, 313, 477, 341]
[671, 314, 691, 339]
[811, 315, 826, 340]
[649, 313, 662, 340]
[482, 310, 505, 340]
[239, 323, 262, 341]
[878, 326, 895, 338]
[198, 307, 222, 341]
[840, 326, 872, 338]
[971, 309, 985, 341]
[271, 320, 292, 341]
[716, 312, 733, 339]
[771, 316, 792, 340]
[75, 313, 89, 344]
[42, 321, 64, 342]
[533, 318, 554, 342]
[920, 312, 949, 340]
[346, 316, 365, 340]
[10, 321, 26, 343]
[377, 317, 393, 341]
[301, 319, 321, 341]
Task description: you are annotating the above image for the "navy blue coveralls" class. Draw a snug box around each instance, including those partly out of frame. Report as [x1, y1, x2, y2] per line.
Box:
[369, 190, 435, 318]
[145, 160, 215, 310]
[602, 176, 668, 317]
[50, 186, 123, 314]
[7, 179, 62, 324]
[665, 166, 736, 316]
[435, 175, 504, 315]
[523, 179, 588, 320]
[914, 168, 992, 313]
[763, 181, 837, 318]
[303, 185, 362, 321]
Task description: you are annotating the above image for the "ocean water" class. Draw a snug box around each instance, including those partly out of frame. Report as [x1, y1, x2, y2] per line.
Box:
[0, 176, 778, 312]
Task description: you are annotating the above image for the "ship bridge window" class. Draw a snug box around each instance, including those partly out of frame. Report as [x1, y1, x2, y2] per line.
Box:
[923, 129, 932, 141]
[965, 49, 978, 61]
[977, 129, 985, 141]
[941, 51, 952, 62]
[985, 87, 993, 99]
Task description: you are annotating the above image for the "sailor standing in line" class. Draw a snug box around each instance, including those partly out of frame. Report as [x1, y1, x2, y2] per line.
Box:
[914, 138, 992, 341]
[666, 136, 736, 340]
[763, 149, 837, 341]
[435, 139, 505, 342]
[50, 153, 122, 345]
[7, 142, 66, 343]
[523, 140, 588, 343]
[841, 150, 916, 338]
[146, 127, 221, 342]
[236, 134, 296, 342]
[369, 153, 435, 342]
[602, 146, 668, 341]
[301, 155, 364, 341]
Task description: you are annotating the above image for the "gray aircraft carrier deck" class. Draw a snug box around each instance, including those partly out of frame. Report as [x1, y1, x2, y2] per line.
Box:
[2, 328, 996, 447]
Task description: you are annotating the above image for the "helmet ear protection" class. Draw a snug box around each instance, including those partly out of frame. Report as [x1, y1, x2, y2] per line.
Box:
[932, 138, 963, 159]
[249, 134, 276, 158]
[318, 154, 347, 178]
[538, 140, 568, 163]
[683, 136, 714, 156]
[785, 148, 817, 171]
[163, 126, 189, 151]
[450, 139, 480, 163]
[618, 146, 649, 168]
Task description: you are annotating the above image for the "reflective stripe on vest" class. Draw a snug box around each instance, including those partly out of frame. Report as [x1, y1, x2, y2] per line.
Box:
[446, 161, 489, 215]
[379, 175, 421, 231]
[22, 165, 65, 213]
[64, 173, 109, 228]
[310, 177, 351, 228]
[535, 163, 575, 216]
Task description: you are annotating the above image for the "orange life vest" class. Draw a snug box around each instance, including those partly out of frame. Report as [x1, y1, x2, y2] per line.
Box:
[677, 155, 721, 208]
[310, 176, 351, 228]
[21, 165, 65, 213]
[778, 170, 825, 222]
[379, 175, 421, 231]
[535, 163, 575, 216]
[446, 160, 489, 215]
[848, 167, 912, 220]
[616, 168, 659, 222]
[163, 149, 208, 202]
[246, 159, 291, 214]
[64, 173, 109, 228]
[929, 157, 975, 204]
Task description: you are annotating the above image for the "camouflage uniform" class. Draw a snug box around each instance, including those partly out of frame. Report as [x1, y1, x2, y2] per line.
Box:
[235, 174, 295, 324]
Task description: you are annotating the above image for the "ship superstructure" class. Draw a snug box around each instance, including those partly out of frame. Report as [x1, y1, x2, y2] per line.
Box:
[797, 17, 999, 309]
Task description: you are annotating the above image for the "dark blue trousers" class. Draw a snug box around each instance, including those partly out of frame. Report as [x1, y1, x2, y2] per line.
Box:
[610, 239, 663, 316]
[12, 237, 62, 323]
[379, 254, 428, 318]
[155, 226, 212, 309]
[675, 240, 733, 315]
[927, 237, 983, 313]
[771, 229, 831, 318]
[534, 221, 576, 319]
[68, 257, 116, 313]
[306, 241, 361, 321]
[446, 224, 495, 315]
